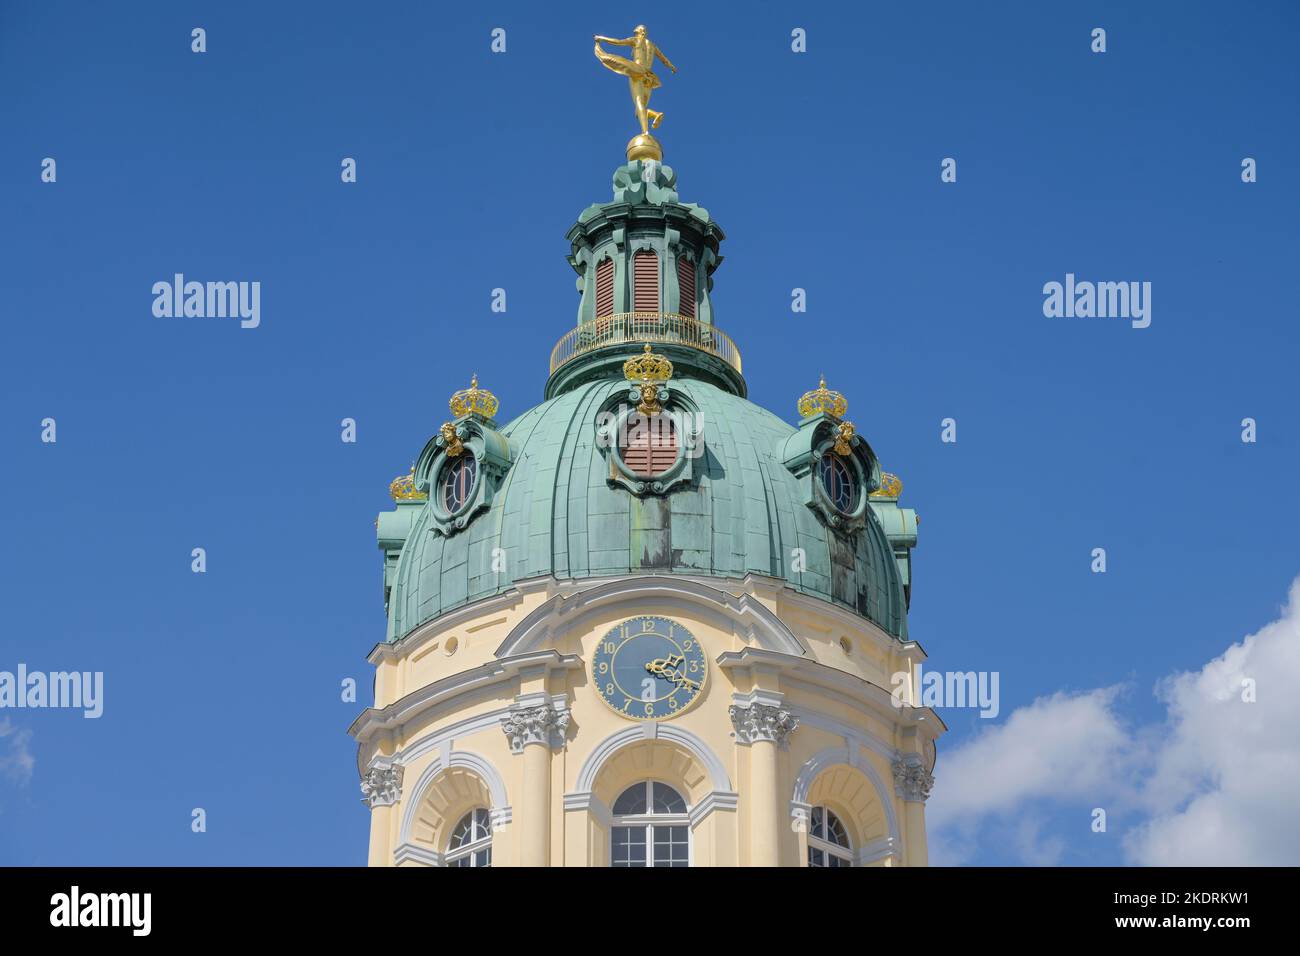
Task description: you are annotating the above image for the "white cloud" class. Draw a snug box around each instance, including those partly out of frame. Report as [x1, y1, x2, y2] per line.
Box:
[926, 687, 1138, 864]
[1125, 577, 1300, 865]
[928, 575, 1300, 866]
[0, 718, 35, 785]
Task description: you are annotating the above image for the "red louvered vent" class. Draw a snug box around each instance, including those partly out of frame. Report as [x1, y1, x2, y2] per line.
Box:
[621, 417, 678, 477]
[633, 250, 659, 312]
[595, 257, 614, 318]
[677, 257, 696, 318]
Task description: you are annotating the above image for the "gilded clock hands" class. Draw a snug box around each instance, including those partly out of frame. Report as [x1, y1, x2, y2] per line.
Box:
[645, 655, 700, 692]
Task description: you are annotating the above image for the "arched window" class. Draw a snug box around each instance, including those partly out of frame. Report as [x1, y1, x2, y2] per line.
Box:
[807, 806, 852, 867]
[676, 256, 696, 318]
[446, 808, 492, 867]
[611, 781, 689, 867]
[620, 415, 678, 478]
[440, 455, 477, 513]
[595, 257, 615, 319]
[817, 452, 856, 513]
[633, 250, 659, 313]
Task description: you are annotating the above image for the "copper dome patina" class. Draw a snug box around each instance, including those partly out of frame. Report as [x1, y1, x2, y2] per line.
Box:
[376, 161, 919, 644]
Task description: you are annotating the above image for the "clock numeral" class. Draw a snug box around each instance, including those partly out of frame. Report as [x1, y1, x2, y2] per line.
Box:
[604, 642, 616, 654]
[606, 683, 615, 696]
[597, 662, 608, 675]
[644, 702, 655, 716]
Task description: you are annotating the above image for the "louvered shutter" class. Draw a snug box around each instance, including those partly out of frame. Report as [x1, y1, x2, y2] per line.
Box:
[622, 419, 678, 477]
[677, 257, 696, 318]
[595, 257, 614, 318]
[633, 250, 659, 312]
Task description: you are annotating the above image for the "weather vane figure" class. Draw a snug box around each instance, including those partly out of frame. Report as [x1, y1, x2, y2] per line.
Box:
[593, 25, 677, 162]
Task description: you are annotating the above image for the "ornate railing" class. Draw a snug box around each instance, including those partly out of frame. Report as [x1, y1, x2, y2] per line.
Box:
[549, 312, 742, 376]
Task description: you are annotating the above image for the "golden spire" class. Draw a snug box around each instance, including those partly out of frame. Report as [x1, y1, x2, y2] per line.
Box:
[389, 463, 428, 502]
[593, 24, 678, 162]
[448, 375, 500, 419]
[797, 376, 849, 420]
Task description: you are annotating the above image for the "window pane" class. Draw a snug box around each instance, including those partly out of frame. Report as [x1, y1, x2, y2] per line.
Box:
[652, 782, 686, 814]
[613, 784, 648, 816]
[449, 810, 475, 849]
[612, 826, 647, 867]
[825, 809, 849, 848]
[442, 456, 478, 512]
[810, 806, 825, 840]
[652, 824, 689, 867]
[818, 454, 855, 512]
[809, 847, 825, 868]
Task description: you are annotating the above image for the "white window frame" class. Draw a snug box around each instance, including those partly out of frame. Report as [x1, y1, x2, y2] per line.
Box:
[445, 807, 493, 867]
[610, 780, 692, 867]
[807, 805, 853, 867]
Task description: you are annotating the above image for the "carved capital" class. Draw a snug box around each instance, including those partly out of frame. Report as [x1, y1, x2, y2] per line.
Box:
[360, 763, 404, 809]
[892, 756, 934, 803]
[500, 703, 569, 753]
[729, 703, 799, 747]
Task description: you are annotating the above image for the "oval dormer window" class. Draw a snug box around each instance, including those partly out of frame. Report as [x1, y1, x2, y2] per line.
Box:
[441, 455, 478, 513]
[818, 452, 856, 513]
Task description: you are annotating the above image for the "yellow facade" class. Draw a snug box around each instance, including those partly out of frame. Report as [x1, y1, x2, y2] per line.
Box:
[351, 572, 943, 867]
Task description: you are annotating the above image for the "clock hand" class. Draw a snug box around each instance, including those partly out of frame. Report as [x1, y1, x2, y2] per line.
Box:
[645, 654, 684, 679]
[646, 655, 699, 691]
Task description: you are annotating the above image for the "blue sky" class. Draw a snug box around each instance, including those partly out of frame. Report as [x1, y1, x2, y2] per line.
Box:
[1, 1, 1297, 865]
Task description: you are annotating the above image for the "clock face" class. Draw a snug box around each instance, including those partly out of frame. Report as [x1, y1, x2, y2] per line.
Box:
[592, 617, 707, 721]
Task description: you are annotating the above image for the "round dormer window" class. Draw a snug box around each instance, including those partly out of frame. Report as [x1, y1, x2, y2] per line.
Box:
[818, 452, 857, 513]
[440, 455, 478, 513]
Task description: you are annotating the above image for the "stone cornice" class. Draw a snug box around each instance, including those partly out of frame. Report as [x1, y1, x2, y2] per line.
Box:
[716, 646, 947, 740]
[392, 842, 443, 867]
[368, 570, 920, 668]
[494, 574, 808, 658]
[348, 649, 581, 748]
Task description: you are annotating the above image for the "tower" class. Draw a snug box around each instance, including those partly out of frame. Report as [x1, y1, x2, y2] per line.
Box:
[350, 31, 942, 867]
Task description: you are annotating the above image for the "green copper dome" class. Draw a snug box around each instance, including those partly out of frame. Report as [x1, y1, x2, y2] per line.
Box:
[376, 162, 918, 644]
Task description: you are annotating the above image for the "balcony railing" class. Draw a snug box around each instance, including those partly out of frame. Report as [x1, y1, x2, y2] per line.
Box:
[549, 312, 742, 376]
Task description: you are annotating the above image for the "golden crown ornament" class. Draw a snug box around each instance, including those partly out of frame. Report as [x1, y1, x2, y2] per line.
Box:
[623, 343, 674, 384]
[389, 464, 428, 502]
[624, 343, 673, 416]
[797, 376, 849, 420]
[870, 473, 903, 498]
[448, 375, 499, 419]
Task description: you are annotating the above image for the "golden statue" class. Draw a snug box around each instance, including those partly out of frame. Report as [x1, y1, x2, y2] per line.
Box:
[593, 25, 677, 162]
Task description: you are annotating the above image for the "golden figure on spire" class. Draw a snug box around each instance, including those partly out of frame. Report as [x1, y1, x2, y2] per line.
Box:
[593, 25, 677, 162]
